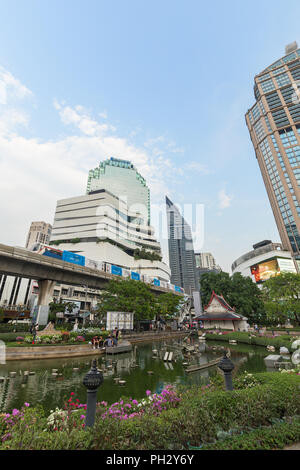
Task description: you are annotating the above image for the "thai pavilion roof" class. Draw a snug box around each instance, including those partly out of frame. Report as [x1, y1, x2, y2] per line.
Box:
[196, 291, 244, 321]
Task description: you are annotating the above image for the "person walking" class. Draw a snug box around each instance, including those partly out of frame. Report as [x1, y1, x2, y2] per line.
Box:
[32, 323, 38, 344]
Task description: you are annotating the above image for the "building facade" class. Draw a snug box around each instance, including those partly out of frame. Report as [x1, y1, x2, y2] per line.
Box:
[194, 252, 222, 284]
[50, 188, 171, 281]
[166, 196, 199, 293]
[86, 157, 151, 225]
[245, 42, 300, 268]
[25, 221, 52, 250]
[232, 240, 297, 284]
[0, 221, 52, 311]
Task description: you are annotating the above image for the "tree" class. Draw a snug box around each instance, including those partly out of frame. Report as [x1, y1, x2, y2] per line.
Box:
[153, 292, 181, 320]
[262, 272, 300, 325]
[0, 307, 5, 323]
[96, 279, 157, 321]
[200, 271, 266, 325]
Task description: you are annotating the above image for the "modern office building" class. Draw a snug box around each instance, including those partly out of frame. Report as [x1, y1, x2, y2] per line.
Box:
[245, 42, 300, 269]
[86, 157, 151, 225]
[194, 251, 222, 281]
[50, 188, 171, 281]
[0, 221, 52, 309]
[166, 196, 199, 294]
[232, 240, 297, 284]
[25, 221, 52, 250]
[195, 252, 221, 271]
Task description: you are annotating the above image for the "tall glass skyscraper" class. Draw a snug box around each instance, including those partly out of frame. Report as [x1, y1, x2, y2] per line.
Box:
[87, 157, 150, 225]
[246, 42, 300, 267]
[166, 196, 199, 293]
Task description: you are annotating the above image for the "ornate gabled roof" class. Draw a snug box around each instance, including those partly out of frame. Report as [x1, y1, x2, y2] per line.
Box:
[195, 291, 244, 322]
[205, 291, 235, 312]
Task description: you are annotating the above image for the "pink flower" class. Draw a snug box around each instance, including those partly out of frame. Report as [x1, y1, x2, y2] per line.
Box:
[80, 415, 85, 420]
[12, 409, 19, 416]
[146, 390, 152, 396]
[24, 402, 30, 407]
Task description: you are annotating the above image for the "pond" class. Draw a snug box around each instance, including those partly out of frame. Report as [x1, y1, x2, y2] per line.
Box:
[0, 337, 269, 413]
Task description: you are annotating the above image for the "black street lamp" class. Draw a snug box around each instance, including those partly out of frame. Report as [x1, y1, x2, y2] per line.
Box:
[218, 350, 235, 391]
[82, 359, 103, 428]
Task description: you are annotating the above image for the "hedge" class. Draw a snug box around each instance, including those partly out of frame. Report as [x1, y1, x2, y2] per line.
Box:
[200, 417, 300, 450]
[205, 331, 294, 351]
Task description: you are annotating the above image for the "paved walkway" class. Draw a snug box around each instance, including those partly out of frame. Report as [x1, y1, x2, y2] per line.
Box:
[284, 442, 300, 450]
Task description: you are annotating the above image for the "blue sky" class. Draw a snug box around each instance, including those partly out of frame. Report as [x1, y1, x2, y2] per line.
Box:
[1, 0, 300, 272]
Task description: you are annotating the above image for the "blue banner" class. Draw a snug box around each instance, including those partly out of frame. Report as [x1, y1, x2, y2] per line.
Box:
[111, 265, 123, 276]
[131, 271, 140, 281]
[62, 251, 85, 266]
[153, 279, 160, 286]
[175, 286, 182, 292]
[43, 250, 63, 260]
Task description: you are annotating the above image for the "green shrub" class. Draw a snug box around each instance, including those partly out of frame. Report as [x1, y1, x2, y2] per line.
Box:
[201, 417, 300, 450]
[206, 331, 293, 351]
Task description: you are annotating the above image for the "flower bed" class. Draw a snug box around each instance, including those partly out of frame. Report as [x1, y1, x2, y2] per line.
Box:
[1, 372, 299, 450]
[3, 329, 110, 347]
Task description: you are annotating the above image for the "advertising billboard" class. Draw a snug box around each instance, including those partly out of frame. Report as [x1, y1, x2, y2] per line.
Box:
[63, 300, 81, 315]
[131, 271, 140, 281]
[277, 258, 297, 273]
[111, 265, 123, 276]
[62, 251, 85, 266]
[251, 257, 296, 283]
[106, 312, 134, 330]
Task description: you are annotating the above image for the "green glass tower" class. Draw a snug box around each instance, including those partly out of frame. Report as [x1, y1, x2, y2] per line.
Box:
[87, 157, 150, 225]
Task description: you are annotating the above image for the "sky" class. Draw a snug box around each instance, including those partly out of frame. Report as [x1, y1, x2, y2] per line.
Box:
[1, 0, 300, 273]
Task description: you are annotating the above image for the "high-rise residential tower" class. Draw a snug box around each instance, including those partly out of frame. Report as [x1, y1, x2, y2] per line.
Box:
[87, 157, 150, 225]
[245, 42, 300, 267]
[25, 221, 52, 250]
[166, 196, 199, 293]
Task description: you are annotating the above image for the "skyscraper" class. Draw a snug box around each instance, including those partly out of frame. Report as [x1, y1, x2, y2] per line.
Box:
[87, 157, 150, 225]
[25, 221, 52, 250]
[166, 196, 199, 293]
[245, 42, 300, 268]
[50, 160, 171, 281]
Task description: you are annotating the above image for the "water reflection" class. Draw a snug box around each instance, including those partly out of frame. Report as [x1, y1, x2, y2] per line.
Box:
[0, 338, 268, 413]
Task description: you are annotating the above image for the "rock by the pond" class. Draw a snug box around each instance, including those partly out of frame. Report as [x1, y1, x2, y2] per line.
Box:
[119, 380, 126, 385]
[0, 377, 4, 382]
[280, 347, 289, 355]
[264, 354, 283, 368]
[52, 369, 58, 373]
[291, 339, 300, 350]
[29, 371, 35, 375]
[9, 372, 17, 377]
[147, 371, 154, 375]
[73, 368, 79, 371]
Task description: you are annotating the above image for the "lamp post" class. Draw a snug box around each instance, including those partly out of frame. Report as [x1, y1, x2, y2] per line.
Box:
[82, 359, 103, 428]
[218, 350, 235, 391]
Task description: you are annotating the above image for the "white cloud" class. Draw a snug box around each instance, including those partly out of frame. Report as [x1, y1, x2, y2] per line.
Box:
[218, 189, 233, 209]
[185, 161, 211, 174]
[0, 66, 32, 105]
[53, 100, 115, 136]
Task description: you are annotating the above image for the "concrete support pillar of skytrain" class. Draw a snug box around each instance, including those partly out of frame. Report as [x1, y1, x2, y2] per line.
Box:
[35, 280, 56, 326]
